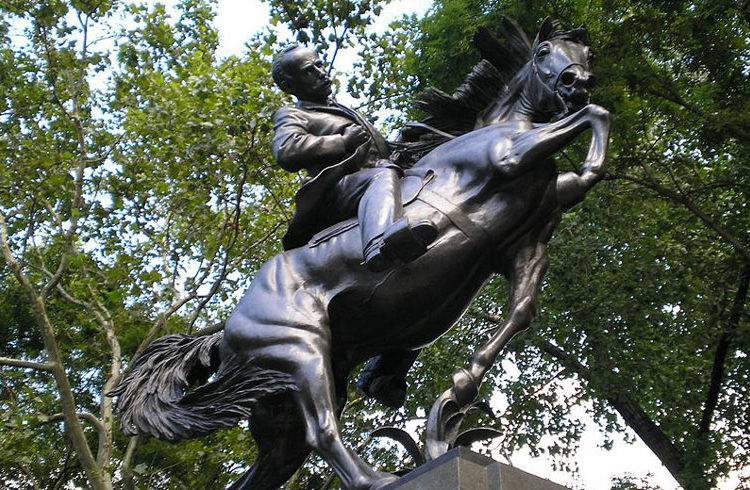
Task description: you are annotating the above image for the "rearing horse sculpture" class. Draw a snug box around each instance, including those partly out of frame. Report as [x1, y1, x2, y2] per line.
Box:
[112, 18, 610, 490]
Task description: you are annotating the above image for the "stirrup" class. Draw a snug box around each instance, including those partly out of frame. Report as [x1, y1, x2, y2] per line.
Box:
[382, 217, 437, 262]
[364, 218, 438, 272]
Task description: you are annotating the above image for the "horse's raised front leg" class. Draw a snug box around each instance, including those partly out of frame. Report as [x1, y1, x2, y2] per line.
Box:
[554, 104, 611, 209]
[425, 241, 549, 460]
[496, 104, 610, 187]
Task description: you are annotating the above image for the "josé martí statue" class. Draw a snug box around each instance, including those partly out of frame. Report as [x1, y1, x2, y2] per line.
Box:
[112, 18, 610, 490]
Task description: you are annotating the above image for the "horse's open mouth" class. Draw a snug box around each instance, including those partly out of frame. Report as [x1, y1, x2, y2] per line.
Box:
[560, 90, 590, 113]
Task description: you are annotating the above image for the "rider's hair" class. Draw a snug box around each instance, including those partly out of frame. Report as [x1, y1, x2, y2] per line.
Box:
[272, 44, 302, 94]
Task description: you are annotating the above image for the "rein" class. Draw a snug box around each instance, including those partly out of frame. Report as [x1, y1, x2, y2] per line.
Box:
[530, 58, 588, 120]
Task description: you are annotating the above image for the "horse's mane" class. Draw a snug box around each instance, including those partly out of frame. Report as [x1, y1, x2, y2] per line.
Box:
[394, 18, 589, 166]
[406, 18, 532, 138]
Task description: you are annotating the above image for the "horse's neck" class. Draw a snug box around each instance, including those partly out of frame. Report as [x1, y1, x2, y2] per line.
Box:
[481, 93, 535, 127]
[480, 74, 551, 127]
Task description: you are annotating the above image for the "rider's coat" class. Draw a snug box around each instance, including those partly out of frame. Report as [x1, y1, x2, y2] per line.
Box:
[272, 100, 394, 250]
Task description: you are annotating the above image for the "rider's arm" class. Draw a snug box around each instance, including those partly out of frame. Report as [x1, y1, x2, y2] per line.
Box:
[272, 108, 350, 172]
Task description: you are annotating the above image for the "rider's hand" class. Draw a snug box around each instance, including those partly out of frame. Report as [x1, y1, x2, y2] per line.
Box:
[343, 125, 369, 151]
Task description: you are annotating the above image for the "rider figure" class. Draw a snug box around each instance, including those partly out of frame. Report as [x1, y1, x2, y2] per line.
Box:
[271, 45, 436, 272]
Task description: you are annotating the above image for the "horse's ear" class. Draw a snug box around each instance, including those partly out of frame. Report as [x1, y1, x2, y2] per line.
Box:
[534, 17, 555, 46]
[577, 24, 591, 44]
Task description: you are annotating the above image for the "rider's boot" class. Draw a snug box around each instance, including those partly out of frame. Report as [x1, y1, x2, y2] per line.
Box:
[364, 217, 438, 272]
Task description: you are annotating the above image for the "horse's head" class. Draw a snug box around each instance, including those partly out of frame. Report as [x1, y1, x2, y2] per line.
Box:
[407, 18, 596, 132]
[528, 19, 594, 121]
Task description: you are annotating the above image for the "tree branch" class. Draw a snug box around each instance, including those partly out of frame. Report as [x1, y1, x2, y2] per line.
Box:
[120, 436, 140, 490]
[187, 162, 250, 332]
[0, 356, 55, 371]
[194, 320, 226, 337]
[35, 411, 106, 436]
[1, 202, 103, 490]
[698, 266, 750, 436]
[16, 463, 41, 490]
[81, 281, 121, 468]
[50, 447, 75, 490]
[536, 339, 691, 488]
[609, 173, 750, 264]
[643, 84, 750, 142]
[127, 293, 197, 371]
[467, 309, 689, 483]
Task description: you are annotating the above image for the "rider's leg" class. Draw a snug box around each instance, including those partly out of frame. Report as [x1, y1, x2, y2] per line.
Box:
[331, 166, 402, 244]
[332, 166, 437, 271]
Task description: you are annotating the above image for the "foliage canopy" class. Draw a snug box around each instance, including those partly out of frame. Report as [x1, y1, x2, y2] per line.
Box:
[0, 1, 748, 489]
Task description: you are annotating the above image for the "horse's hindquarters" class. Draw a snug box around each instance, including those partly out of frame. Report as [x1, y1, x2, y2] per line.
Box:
[222, 253, 334, 372]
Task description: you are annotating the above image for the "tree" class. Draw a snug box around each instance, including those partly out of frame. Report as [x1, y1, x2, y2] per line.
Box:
[0, 1, 293, 487]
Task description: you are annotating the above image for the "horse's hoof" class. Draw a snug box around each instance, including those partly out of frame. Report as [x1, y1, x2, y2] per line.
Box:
[370, 472, 399, 489]
[451, 368, 479, 406]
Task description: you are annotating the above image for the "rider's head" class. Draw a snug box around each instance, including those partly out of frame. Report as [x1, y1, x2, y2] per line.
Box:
[273, 45, 332, 104]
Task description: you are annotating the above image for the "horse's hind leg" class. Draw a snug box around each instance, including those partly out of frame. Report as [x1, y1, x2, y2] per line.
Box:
[227, 395, 310, 490]
[224, 281, 397, 489]
[292, 341, 398, 489]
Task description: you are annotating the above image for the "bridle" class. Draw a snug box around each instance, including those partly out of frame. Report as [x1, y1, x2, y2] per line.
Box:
[531, 50, 590, 120]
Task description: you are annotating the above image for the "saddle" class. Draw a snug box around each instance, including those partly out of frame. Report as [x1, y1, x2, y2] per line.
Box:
[308, 169, 436, 248]
[308, 168, 493, 252]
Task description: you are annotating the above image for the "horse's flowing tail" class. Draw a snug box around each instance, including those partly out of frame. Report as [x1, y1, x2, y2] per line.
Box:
[109, 333, 297, 441]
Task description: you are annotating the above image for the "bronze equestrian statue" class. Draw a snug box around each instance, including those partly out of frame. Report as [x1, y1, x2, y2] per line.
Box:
[112, 18, 610, 490]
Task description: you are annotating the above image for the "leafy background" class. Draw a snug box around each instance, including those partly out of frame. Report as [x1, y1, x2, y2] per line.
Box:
[0, 0, 748, 489]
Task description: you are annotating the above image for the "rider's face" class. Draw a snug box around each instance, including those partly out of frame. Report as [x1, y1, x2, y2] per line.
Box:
[282, 48, 333, 103]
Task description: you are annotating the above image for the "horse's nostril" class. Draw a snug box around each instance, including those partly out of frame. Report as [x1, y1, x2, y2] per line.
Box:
[560, 71, 577, 87]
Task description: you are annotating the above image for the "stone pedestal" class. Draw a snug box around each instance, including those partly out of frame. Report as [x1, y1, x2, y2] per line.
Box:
[384, 447, 570, 490]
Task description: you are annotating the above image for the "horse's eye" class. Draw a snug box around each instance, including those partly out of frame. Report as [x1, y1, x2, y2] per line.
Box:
[537, 46, 550, 58]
